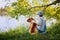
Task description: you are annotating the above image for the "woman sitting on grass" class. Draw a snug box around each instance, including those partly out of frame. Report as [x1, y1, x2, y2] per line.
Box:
[37, 11, 47, 34]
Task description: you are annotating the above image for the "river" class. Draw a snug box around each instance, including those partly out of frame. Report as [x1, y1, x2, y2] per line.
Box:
[0, 15, 56, 32]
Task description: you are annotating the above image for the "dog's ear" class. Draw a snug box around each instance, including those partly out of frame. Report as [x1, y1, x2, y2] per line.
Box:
[29, 17, 34, 20]
[27, 18, 31, 22]
[27, 17, 34, 22]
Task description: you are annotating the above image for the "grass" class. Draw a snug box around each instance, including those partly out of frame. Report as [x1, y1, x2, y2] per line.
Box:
[0, 23, 60, 40]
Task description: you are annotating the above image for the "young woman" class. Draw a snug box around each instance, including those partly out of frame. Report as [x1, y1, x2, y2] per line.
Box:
[37, 11, 47, 34]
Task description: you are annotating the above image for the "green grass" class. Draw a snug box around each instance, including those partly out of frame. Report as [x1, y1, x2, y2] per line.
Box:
[0, 23, 60, 40]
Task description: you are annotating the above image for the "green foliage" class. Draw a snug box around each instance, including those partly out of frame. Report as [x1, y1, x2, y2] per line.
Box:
[11, 2, 17, 6]
[5, 0, 60, 20]
[7, 0, 34, 18]
[44, 6, 60, 20]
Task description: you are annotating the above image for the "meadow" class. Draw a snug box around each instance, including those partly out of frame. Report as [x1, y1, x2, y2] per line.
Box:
[0, 23, 60, 40]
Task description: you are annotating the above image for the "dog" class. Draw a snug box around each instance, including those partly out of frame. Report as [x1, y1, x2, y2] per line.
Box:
[27, 17, 37, 35]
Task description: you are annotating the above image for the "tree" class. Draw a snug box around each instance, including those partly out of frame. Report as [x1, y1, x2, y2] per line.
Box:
[29, 0, 60, 10]
[6, 0, 60, 20]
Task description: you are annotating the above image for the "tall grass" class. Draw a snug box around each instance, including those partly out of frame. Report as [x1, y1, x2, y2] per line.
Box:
[0, 23, 60, 40]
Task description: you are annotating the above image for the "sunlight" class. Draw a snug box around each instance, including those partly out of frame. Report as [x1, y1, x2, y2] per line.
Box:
[0, 0, 17, 8]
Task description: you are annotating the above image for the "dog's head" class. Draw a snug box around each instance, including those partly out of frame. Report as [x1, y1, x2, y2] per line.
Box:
[27, 17, 34, 22]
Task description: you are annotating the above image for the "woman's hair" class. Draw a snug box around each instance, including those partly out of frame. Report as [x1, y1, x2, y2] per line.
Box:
[37, 11, 43, 17]
[39, 15, 43, 17]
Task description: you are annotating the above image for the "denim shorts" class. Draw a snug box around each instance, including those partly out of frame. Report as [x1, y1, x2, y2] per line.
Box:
[37, 25, 46, 33]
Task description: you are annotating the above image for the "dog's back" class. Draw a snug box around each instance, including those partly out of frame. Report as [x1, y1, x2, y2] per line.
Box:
[30, 22, 37, 33]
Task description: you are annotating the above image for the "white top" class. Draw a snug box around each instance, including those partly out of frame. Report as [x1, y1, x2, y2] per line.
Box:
[37, 16, 46, 31]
